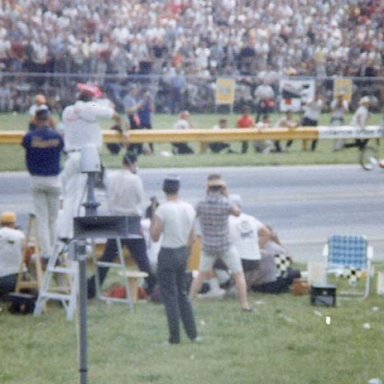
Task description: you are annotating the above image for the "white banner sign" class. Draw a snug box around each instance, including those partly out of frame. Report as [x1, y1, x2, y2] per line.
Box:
[318, 125, 384, 139]
[279, 79, 316, 112]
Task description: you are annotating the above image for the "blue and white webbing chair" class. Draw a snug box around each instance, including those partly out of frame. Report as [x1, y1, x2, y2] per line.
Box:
[323, 234, 373, 299]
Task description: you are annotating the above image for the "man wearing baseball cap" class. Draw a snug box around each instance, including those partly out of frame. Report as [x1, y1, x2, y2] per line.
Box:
[22, 105, 64, 262]
[0, 211, 25, 298]
[150, 175, 198, 344]
[190, 174, 252, 312]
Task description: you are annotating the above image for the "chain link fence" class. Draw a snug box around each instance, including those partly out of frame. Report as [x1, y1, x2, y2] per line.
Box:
[0, 72, 382, 115]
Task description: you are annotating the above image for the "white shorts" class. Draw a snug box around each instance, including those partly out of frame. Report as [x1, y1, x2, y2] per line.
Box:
[199, 245, 243, 274]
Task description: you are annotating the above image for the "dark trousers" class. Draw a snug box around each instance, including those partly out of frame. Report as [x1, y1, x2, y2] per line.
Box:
[251, 269, 301, 294]
[0, 273, 18, 298]
[344, 139, 369, 150]
[127, 114, 143, 155]
[241, 141, 249, 154]
[209, 142, 231, 153]
[157, 246, 197, 344]
[88, 238, 156, 298]
[301, 116, 318, 151]
[172, 143, 194, 154]
[255, 100, 274, 122]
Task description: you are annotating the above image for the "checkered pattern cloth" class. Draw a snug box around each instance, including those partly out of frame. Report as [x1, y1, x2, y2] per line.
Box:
[328, 235, 368, 270]
[274, 254, 292, 278]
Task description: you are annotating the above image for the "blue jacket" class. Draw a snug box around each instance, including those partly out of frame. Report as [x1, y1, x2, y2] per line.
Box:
[22, 127, 64, 176]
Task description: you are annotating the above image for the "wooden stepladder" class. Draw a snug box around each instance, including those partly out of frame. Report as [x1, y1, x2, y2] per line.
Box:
[15, 213, 44, 294]
[92, 239, 142, 311]
[33, 239, 78, 321]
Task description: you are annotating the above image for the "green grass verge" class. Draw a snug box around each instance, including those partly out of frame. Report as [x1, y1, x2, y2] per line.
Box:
[0, 112, 382, 172]
[1, 270, 384, 384]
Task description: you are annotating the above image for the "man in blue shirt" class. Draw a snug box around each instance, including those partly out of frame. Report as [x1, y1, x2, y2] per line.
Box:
[22, 106, 64, 261]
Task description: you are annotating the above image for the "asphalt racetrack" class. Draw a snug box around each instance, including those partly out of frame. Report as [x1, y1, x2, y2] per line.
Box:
[0, 165, 382, 263]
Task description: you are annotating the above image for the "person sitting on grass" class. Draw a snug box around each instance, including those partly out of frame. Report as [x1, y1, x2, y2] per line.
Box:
[0, 212, 25, 299]
[208, 118, 236, 154]
[248, 226, 301, 294]
[171, 110, 195, 155]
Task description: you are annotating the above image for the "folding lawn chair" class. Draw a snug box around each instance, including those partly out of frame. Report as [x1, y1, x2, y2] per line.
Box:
[323, 234, 373, 299]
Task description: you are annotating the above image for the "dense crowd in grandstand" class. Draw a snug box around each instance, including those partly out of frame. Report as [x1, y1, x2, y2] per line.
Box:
[0, 0, 383, 113]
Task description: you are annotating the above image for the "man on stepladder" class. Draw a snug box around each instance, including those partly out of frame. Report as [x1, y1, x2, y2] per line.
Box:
[22, 106, 64, 263]
[60, 84, 122, 240]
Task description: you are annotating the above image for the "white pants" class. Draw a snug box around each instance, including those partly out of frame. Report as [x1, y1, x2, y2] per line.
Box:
[31, 176, 61, 259]
[59, 153, 87, 239]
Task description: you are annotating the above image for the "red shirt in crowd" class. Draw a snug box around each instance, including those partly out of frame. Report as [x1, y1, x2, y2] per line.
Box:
[236, 115, 255, 129]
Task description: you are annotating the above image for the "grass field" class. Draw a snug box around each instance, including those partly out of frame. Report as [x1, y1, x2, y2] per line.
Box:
[1, 277, 384, 384]
[0, 112, 383, 172]
[1, 111, 383, 383]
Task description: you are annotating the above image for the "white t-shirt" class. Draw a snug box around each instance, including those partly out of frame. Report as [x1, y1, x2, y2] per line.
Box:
[141, 218, 161, 269]
[229, 213, 264, 261]
[28, 104, 39, 117]
[351, 105, 369, 130]
[330, 99, 349, 120]
[303, 99, 323, 121]
[0, 227, 25, 277]
[155, 200, 196, 248]
[173, 119, 190, 130]
[106, 169, 144, 216]
[254, 84, 274, 101]
[62, 100, 114, 151]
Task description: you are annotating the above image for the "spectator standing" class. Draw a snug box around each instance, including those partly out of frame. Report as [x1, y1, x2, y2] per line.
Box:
[88, 154, 156, 298]
[254, 80, 276, 123]
[301, 96, 324, 151]
[0, 212, 25, 298]
[171, 111, 194, 155]
[169, 67, 187, 114]
[22, 106, 63, 261]
[123, 86, 143, 156]
[150, 176, 198, 344]
[138, 89, 155, 154]
[330, 93, 349, 151]
[236, 106, 256, 154]
[344, 96, 371, 150]
[189, 174, 252, 312]
[60, 84, 121, 239]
